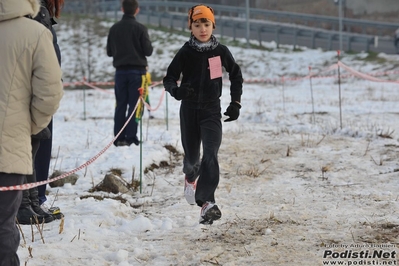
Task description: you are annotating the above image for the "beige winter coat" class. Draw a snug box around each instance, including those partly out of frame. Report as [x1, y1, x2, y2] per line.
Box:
[0, 0, 63, 175]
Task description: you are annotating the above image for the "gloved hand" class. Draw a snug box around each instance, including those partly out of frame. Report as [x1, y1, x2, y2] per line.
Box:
[173, 83, 195, 100]
[224, 102, 241, 122]
[32, 127, 51, 139]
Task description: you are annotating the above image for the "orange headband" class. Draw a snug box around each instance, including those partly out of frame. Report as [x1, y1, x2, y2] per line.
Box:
[188, 5, 215, 29]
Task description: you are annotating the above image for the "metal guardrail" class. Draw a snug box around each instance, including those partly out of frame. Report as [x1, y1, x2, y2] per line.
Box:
[138, 10, 375, 52]
[63, 0, 397, 53]
[64, 0, 398, 36]
[249, 9, 398, 36]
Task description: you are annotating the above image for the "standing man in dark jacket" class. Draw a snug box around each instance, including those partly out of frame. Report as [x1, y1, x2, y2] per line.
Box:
[107, 0, 153, 147]
[33, 0, 64, 212]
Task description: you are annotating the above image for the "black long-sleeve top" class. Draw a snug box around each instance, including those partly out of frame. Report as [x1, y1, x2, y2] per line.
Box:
[163, 42, 243, 104]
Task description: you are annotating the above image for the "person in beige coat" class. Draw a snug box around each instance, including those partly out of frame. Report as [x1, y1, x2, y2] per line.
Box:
[0, 0, 64, 264]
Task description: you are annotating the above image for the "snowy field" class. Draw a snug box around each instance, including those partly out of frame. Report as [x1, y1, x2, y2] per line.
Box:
[15, 16, 399, 265]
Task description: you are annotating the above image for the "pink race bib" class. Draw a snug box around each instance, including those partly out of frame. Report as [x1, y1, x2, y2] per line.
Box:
[208, 56, 222, 80]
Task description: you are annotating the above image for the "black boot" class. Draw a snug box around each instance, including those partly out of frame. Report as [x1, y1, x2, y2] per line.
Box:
[16, 206, 54, 225]
[31, 203, 58, 221]
[28, 170, 58, 221]
[39, 204, 64, 220]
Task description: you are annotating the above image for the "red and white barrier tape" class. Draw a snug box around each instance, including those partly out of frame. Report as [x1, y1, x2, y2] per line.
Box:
[0, 79, 168, 192]
[63, 68, 399, 88]
[82, 81, 113, 94]
[4, 63, 397, 191]
[0, 95, 142, 191]
[337, 61, 399, 84]
[143, 89, 166, 112]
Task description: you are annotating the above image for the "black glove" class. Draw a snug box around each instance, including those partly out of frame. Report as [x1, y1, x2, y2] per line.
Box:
[224, 102, 241, 122]
[173, 83, 195, 100]
[32, 127, 51, 139]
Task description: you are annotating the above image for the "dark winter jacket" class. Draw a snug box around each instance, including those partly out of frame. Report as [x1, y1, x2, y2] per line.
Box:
[33, 0, 61, 65]
[163, 42, 243, 105]
[106, 14, 153, 71]
[34, 1, 52, 29]
[31, 0, 61, 140]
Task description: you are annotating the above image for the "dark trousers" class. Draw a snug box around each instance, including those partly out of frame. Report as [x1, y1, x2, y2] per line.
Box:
[34, 119, 52, 205]
[114, 69, 145, 144]
[180, 101, 222, 207]
[0, 173, 24, 266]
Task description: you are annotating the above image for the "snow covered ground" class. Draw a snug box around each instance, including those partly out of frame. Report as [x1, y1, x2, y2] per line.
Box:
[15, 15, 399, 265]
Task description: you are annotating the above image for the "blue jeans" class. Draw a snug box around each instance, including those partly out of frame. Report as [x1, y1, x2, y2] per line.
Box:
[114, 69, 145, 144]
[35, 119, 52, 205]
